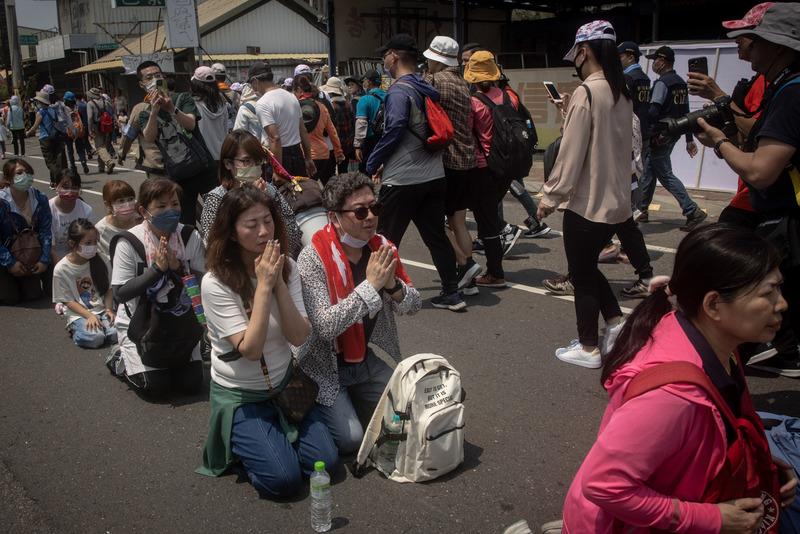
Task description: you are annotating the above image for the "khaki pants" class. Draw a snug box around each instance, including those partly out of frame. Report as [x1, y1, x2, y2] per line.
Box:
[92, 129, 112, 169]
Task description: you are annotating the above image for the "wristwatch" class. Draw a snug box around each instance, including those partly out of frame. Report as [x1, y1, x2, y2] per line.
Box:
[714, 138, 731, 159]
[172, 107, 179, 116]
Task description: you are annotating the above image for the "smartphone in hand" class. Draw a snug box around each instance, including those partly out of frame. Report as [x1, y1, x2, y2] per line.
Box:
[688, 57, 709, 76]
[543, 81, 562, 103]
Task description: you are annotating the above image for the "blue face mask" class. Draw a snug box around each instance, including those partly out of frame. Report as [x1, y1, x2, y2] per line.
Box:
[147, 208, 181, 233]
[382, 53, 394, 78]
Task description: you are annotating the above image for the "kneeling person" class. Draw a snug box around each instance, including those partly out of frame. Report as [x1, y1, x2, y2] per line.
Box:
[297, 172, 422, 453]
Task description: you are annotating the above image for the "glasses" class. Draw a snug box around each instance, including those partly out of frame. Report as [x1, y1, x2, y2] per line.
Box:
[228, 157, 263, 167]
[337, 202, 383, 220]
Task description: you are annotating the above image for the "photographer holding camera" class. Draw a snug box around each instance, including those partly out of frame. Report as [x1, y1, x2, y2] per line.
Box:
[639, 46, 707, 231]
[688, 2, 775, 230]
[696, 2, 800, 377]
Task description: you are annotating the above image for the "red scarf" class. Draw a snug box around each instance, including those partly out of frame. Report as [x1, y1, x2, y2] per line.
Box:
[311, 223, 412, 363]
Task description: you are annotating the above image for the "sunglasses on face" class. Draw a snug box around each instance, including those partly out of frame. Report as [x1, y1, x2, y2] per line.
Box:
[337, 202, 383, 220]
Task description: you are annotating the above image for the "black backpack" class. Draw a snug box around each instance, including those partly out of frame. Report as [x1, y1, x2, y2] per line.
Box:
[299, 98, 321, 132]
[369, 92, 386, 138]
[472, 90, 535, 180]
[154, 112, 212, 182]
[110, 226, 203, 369]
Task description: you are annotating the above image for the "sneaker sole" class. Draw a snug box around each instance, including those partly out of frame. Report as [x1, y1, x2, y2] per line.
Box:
[461, 287, 479, 296]
[555, 352, 602, 369]
[619, 290, 649, 299]
[503, 229, 523, 257]
[457, 262, 483, 289]
[476, 280, 507, 288]
[431, 300, 468, 312]
[746, 347, 778, 366]
[542, 282, 574, 296]
[522, 227, 551, 238]
[747, 363, 800, 378]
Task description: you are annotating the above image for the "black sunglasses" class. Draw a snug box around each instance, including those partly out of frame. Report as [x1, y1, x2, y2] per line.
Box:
[337, 202, 383, 220]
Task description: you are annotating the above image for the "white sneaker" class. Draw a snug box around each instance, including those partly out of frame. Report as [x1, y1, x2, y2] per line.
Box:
[601, 320, 625, 356]
[555, 340, 602, 369]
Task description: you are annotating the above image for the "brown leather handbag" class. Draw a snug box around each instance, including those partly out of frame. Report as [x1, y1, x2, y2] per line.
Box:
[1, 199, 42, 271]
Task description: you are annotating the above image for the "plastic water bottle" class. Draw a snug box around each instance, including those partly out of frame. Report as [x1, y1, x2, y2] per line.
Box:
[310, 461, 331, 532]
[375, 414, 402, 475]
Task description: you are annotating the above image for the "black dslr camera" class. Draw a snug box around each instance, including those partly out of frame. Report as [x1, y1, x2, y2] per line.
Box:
[658, 95, 738, 142]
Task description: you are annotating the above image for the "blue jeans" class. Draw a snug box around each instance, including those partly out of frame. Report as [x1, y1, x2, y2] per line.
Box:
[70, 315, 118, 349]
[640, 141, 698, 216]
[316, 349, 394, 454]
[231, 402, 338, 499]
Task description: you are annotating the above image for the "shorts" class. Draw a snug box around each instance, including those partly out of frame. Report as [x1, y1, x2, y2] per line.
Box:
[444, 167, 479, 217]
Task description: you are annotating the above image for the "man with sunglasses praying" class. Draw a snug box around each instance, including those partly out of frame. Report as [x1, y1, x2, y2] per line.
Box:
[297, 172, 421, 453]
[365, 34, 465, 312]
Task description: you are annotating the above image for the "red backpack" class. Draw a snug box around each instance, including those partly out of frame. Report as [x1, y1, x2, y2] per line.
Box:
[620, 361, 781, 534]
[394, 81, 454, 151]
[92, 99, 114, 134]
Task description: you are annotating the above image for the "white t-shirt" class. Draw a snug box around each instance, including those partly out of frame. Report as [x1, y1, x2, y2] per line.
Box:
[52, 255, 110, 325]
[202, 260, 306, 391]
[49, 198, 93, 259]
[255, 88, 302, 148]
[111, 222, 206, 375]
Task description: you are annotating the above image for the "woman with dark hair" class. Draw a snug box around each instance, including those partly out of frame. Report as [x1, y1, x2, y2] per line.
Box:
[537, 21, 633, 368]
[291, 75, 344, 185]
[190, 66, 230, 161]
[197, 185, 337, 498]
[0, 158, 52, 304]
[200, 130, 301, 252]
[562, 224, 797, 533]
[111, 178, 206, 396]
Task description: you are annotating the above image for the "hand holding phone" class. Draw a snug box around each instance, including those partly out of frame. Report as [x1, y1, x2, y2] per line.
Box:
[156, 78, 169, 98]
[688, 57, 708, 76]
[543, 81, 562, 104]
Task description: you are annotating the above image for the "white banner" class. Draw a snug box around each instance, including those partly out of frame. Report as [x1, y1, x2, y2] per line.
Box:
[121, 52, 175, 75]
[35, 36, 65, 62]
[165, 0, 199, 49]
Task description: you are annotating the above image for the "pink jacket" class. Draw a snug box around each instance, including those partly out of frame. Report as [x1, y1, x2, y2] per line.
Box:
[563, 311, 728, 533]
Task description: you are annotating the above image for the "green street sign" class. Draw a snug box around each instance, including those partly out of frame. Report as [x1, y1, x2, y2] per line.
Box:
[97, 42, 121, 50]
[18, 35, 38, 46]
[111, 0, 165, 7]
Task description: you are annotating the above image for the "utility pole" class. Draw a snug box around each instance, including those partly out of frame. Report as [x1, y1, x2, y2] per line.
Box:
[4, 0, 24, 92]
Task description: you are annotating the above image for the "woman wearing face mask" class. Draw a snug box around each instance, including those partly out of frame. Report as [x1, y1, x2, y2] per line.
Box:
[296, 172, 421, 453]
[200, 130, 301, 252]
[49, 168, 93, 265]
[95, 180, 140, 262]
[537, 20, 634, 369]
[52, 218, 117, 348]
[0, 158, 53, 305]
[111, 178, 206, 397]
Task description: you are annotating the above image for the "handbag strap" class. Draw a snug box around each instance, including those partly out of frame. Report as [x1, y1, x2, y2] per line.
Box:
[242, 299, 298, 395]
[0, 198, 21, 233]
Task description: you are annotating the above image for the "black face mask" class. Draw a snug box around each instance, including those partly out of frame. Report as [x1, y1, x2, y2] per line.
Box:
[574, 50, 586, 81]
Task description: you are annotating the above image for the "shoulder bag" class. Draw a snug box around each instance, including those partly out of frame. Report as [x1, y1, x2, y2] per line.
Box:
[0, 199, 42, 271]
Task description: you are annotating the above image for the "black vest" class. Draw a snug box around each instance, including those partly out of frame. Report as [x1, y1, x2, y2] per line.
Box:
[655, 70, 689, 123]
[626, 67, 651, 137]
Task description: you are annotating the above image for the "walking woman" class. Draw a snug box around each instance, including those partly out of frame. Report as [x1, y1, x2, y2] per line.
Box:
[292, 76, 344, 184]
[537, 20, 633, 368]
[190, 66, 230, 161]
[562, 224, 797, 533]
[197, 185, 337, 498]
[26, 91, 67, 186]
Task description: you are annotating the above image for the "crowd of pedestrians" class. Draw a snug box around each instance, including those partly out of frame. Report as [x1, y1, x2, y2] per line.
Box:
[2, 3, 800, 530]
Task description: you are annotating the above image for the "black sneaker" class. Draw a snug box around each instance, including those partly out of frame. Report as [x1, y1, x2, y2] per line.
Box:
[502, 225, 524, 256]
[457, 258, 482, 289]
[461, 279, 479, 296]
[748, 354, 800, 378]
[619, 279, 650, 299]
[431, 291, 467, 312]
[473, 238, 485, 255]
[638, 210, 649, 223]
[522, 216, 551, 238]
[680, 208, 708, 232]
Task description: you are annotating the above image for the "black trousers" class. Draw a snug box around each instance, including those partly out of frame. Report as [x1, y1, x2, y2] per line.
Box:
[357, 136, 379, 175]
[11, 129, 25, 156]
[176, 166, 220, 225]
[377, 177, 458, 294]
[563, 210, 623, 346]
[471, 166, 505, 278]
[616, 216, 653, 281]
[125, 360, 204, 398]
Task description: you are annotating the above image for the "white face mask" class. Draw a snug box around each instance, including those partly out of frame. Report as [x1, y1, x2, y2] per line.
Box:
[77, 245, 97, 260]
[335, 213, 372, 248]
[144, 77, 162, 93]
[236, 166, 262, 184]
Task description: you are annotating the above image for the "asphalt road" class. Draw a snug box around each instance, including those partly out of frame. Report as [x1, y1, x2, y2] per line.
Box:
[2, 142, 799, 534]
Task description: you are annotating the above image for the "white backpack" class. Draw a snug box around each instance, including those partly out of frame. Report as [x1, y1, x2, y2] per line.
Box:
[353, 353, 465, 483]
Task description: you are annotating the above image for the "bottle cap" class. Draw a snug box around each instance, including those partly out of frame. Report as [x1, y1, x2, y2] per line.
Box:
[314, 461, 325, 471]
[392, 414, 400, 421]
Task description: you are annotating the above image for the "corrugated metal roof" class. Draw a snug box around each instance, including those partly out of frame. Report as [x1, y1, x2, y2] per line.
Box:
[66, 52, 326, 74]
[67, 60, 125, 74]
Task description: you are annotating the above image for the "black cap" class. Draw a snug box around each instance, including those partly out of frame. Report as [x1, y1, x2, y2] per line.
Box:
[362, 69, 381, 84]
[644, 46, 675, 62]
[376, 33, 418, 55]
[344, 75, 363, 85]
[618, 41, 641, 59]
[248, 61, 272, 81]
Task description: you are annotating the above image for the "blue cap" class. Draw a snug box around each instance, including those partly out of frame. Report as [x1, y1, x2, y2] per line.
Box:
[618, 41, 641, 59]
[63, 91, 76, 101]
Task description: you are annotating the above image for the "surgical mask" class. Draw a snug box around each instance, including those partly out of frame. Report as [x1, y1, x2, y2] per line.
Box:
[145, 77, 162, 93]
[112, 200, 137, 221]
[13, 173, 34, 191]
[146, 208, 181, 234]
[383, 54, 394, 78]
[58, 189, 80, 202]
[77, 245, 97, 260]
[236, 166, 262, 184]
[335, 213, 372, 248]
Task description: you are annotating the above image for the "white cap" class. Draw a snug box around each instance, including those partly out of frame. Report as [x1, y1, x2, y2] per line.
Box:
[423, 36, 460, 67]
[211, 63, 226, 75]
